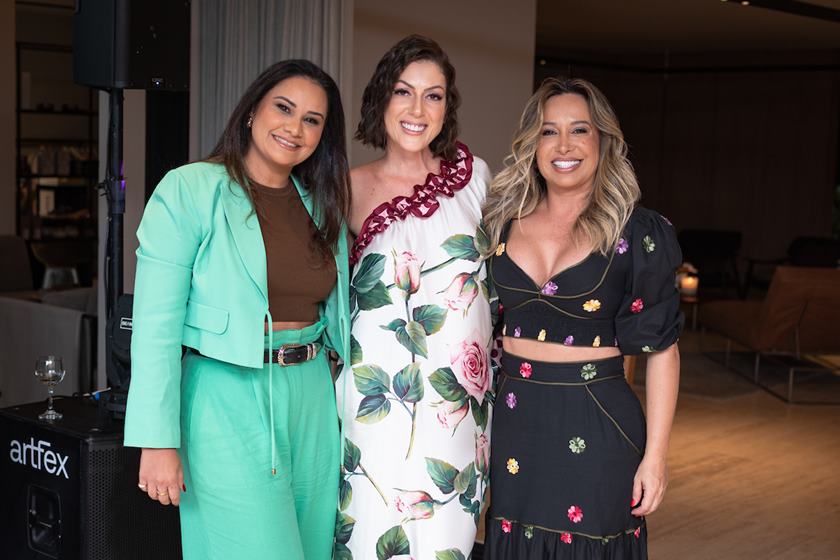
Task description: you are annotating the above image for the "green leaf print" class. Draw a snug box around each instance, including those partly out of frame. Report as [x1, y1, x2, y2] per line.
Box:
[474, 222, 491, 255]
[357, 281, 392, 310]
[339, 475, 352, 511]
[453, 461, 476, 495]
[353, 253, 387, 293]
[376, 525, 411, 560]
[353, 364, 391, 396]
[441, 234, 480, 261]
[350, 335, 363, 366]
[470, 396, 489, 431]
[334, 542, 352, 560]
[436, 549, 466, 560]
[356, 394, 391, 424]
[425, 458, 459, 494]
[335, 512, 355, 545]
[381, 318, 407, 331]
[392, 362, 425, 403]
[395, 321, 428, 358]
[412, 304, 448, 335]
[343, 438, 361, 472]
[429, 367, 469, 402]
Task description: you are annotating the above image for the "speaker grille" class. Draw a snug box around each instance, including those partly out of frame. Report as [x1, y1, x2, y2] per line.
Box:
[83, 444, 122, 559]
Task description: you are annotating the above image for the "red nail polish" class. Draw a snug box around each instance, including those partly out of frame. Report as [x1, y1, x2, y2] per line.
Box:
[631, 498, 636, 507]
[182, 484, 187, 492]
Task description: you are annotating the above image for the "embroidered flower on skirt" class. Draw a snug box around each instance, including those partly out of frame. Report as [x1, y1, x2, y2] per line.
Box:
[561, 532, 573, 544]
[580, 363, 597, 380]
[630, 298, 644, 313]
[506, 458, 520, 474]
[505, 392, 517, 409]
[501, 519, 512, 533]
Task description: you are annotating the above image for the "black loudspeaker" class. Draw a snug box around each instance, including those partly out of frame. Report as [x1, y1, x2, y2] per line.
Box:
[0, 398, 181, 559]
[73, 0, 190, 91]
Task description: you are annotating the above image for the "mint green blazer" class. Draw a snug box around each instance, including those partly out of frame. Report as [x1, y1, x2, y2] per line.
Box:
[123, 162, 350, 448]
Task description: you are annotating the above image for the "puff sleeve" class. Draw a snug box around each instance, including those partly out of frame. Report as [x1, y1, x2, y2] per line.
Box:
[124, 169, 204, 448]
[615, 208, 684, 355]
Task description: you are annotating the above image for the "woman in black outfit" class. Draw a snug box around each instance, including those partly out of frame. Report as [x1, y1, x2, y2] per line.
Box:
[482, 77, 682, 559]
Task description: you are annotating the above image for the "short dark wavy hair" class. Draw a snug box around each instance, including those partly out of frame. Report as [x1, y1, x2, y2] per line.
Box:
[355, 34, 460, 161]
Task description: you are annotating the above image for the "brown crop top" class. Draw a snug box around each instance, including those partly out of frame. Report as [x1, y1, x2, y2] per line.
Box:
[254, 181, 336, 322]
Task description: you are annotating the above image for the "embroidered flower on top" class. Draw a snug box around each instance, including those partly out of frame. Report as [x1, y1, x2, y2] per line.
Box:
[642, 235, 656, 253]
[537, 329, 547, 341]
[541, 280, 558, 296]
[616, 237, 629, 254]
[567, 505, 584, 523]
[513, 326, 522, 338]
[583, 299, 601, 312]
[519, 362, 533, 378]
[563, 335, 574, 346]
[506, 457, 520, 474]
[580, 363, 597, 380]
[592, 335, 601, 347]
[630, 298, 644, 313]
[642, 345, 655, 353]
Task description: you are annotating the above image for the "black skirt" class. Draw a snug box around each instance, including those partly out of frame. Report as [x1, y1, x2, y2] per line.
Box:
[485, 353, 647, 559]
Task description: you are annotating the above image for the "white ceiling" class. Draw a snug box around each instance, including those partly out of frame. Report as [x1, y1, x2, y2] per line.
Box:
[537, 0, 840, 55]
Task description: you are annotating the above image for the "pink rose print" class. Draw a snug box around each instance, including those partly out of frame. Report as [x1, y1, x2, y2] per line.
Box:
[519, 362, 532, 378]
[567, 505, 583, 523]
[561, 532, 573, 544]
[563, 335, 574, 346]
[449, 334, 490, 404]
[616, 237, 629, 254]
[501, 519, 512, 533]
[394, 491, 435, 521]
[634, 527, 641, 538]
[393, 250, 421, 295]
[541, 280, 558, 296]
[505, 392, 517, 409]
[475, 433, 490, 475]
[441, 272, 479, 314]
[436, 400, 469, 430]
[630, 298, 644, 313]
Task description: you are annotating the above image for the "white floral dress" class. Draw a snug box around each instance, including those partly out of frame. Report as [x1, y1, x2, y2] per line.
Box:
[335, 143, 494, 560]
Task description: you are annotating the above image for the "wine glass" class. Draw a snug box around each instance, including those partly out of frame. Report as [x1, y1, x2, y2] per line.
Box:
[34, 356, 65, 421]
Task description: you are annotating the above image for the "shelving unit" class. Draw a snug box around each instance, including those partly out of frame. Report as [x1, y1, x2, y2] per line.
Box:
[15, 42, 99, 243]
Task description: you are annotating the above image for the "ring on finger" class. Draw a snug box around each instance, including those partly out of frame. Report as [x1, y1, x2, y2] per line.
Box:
[157, 489, 168, 496]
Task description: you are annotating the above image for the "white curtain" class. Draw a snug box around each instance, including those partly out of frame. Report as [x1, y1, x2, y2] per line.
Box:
[193, 0, 350, 158]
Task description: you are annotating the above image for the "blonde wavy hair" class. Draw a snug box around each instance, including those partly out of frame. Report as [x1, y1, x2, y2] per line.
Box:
[482, 77, 640, 257]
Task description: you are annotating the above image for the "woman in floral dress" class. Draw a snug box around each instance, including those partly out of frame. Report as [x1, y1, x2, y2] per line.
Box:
[334, 35, 493, 560]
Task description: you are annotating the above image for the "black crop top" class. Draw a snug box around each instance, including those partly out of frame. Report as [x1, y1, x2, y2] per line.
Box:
[489, 207, 684, 355]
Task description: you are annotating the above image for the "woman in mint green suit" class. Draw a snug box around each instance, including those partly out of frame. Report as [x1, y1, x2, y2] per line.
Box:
[123, 60, 351, 559]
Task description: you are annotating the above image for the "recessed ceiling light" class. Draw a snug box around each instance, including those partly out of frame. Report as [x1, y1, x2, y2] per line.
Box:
[741, 0, 750, 5]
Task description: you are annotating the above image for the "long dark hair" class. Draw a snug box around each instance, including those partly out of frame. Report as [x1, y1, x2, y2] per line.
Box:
[355, 34, 460, 161]
[207, 59, 350, 255]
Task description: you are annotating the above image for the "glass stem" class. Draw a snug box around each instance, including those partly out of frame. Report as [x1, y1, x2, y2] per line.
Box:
[47, 386, 54, 411]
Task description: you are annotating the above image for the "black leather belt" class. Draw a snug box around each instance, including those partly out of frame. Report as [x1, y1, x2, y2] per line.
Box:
[265, 343, 322, 366]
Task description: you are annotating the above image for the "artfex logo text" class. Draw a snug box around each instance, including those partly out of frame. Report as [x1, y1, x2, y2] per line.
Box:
[9, 437, 69, 479]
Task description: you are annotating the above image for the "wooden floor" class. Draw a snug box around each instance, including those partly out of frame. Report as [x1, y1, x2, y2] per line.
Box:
[477, 332, 840, 559]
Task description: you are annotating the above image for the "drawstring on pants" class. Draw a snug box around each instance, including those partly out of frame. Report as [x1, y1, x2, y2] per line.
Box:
[266, 310, 277, 476]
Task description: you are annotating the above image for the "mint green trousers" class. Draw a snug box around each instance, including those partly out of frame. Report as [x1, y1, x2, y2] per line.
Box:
[178, 321, 339, 560]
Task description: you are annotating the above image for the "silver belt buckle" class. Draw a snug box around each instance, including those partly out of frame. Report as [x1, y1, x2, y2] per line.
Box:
[276, 344, 295, 366]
